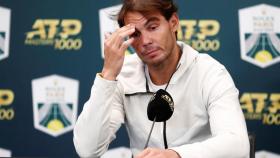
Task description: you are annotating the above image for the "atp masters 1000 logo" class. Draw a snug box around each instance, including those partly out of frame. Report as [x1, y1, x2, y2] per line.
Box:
[32, 75, 79, 137]
[0, 6, 11, 61]
[240, 92, 280, 126]
[0, 89, 15, 121]
[239, 4, 280, 68]
[25, 19, 82, 51]
[177, 19, 220, 53]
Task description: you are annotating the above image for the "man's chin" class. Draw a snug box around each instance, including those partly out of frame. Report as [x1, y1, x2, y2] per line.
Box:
[144, 57, 164, 66]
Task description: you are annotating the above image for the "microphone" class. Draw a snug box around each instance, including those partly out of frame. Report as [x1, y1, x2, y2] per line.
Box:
[147, 89, 174, 122]
[144, 89, 174, 149]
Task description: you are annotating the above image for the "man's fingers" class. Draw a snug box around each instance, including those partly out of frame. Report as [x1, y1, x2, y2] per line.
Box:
[104, 24, 135, 56]
[104, 32, 111, 40]
[114, 26, 135, 47]
[111, 24, 132, 41]
[116, 24, 134, 34]
[135, 148, 151, 158]
[119, 25, 135, 37]
[109, 24, 134, 40]
[120, 37, 134, 51]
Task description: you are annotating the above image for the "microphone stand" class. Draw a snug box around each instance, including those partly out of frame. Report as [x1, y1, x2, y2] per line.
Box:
[144, 116, 157, 149]
[144, 118, 168, 149]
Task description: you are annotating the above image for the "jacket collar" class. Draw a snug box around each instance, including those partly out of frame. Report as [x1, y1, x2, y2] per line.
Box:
[117, 41, 199, 95]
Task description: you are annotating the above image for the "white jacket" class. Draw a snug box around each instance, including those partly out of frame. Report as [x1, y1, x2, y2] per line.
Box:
[73, 42, 250, 158]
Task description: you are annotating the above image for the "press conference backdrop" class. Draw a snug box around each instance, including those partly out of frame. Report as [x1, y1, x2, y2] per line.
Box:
[0, 0, 279, 157]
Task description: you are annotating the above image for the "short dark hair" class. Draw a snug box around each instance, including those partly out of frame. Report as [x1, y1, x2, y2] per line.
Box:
[117, 0, 178, 27]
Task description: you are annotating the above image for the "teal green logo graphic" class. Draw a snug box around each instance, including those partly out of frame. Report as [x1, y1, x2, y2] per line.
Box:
[0, 6, 11, 61]
[245, 33, 280, 64]
[0, 32, 5, 55]
[38, 103, 73, 131]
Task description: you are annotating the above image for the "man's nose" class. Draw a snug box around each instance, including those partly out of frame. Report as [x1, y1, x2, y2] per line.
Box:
[141, 32, 152, 46]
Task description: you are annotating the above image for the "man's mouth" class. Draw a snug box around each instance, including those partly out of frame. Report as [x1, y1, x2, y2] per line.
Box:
[143, 48, 159, 56]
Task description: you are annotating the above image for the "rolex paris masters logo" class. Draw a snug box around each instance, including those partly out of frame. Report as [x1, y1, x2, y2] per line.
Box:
[0, 6, 11, 61]
[238, 4, 280, 68]
[32, 75, 79, 137]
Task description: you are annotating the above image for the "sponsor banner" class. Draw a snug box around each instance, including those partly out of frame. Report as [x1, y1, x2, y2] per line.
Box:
[25, 19, 82, 51]
[240, 92, 280, 126]
[31, 74, 79, 137]
[239, 4, 280, 68]
[0, 6, 11, 61]
[0, 89, 15, 121]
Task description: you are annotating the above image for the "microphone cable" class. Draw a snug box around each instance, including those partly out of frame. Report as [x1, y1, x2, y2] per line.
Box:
[162, 63, 181, 149]
[163, 121, 168, 149]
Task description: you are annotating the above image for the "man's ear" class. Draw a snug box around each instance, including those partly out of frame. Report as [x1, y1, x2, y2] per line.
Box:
[169, 13, 179, 33]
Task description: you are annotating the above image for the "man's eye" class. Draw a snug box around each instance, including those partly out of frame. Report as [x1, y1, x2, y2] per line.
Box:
[148, 25, 158, 31]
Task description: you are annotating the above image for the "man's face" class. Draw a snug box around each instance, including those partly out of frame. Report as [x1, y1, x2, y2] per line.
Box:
[124, 11, 178, 66]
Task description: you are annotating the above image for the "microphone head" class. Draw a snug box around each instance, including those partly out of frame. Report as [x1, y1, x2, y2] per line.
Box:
[147, 89, 174, 122]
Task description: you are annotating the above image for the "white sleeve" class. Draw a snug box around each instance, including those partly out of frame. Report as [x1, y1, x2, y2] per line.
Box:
[73, 74, 125, 158]
[170, 67, 250, 158]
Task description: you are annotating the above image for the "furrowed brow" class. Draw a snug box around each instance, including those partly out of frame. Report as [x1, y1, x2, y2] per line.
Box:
[144, 17, 160, 27]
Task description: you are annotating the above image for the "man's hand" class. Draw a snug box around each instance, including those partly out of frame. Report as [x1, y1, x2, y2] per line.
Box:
[135, 148, 181, 158]
[101, 24, 135, 80]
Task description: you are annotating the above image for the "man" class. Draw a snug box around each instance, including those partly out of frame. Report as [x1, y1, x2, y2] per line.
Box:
[74, 0, 250, 157]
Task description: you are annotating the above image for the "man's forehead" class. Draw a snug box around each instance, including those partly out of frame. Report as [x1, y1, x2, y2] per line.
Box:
[124, 11, 161, 25]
